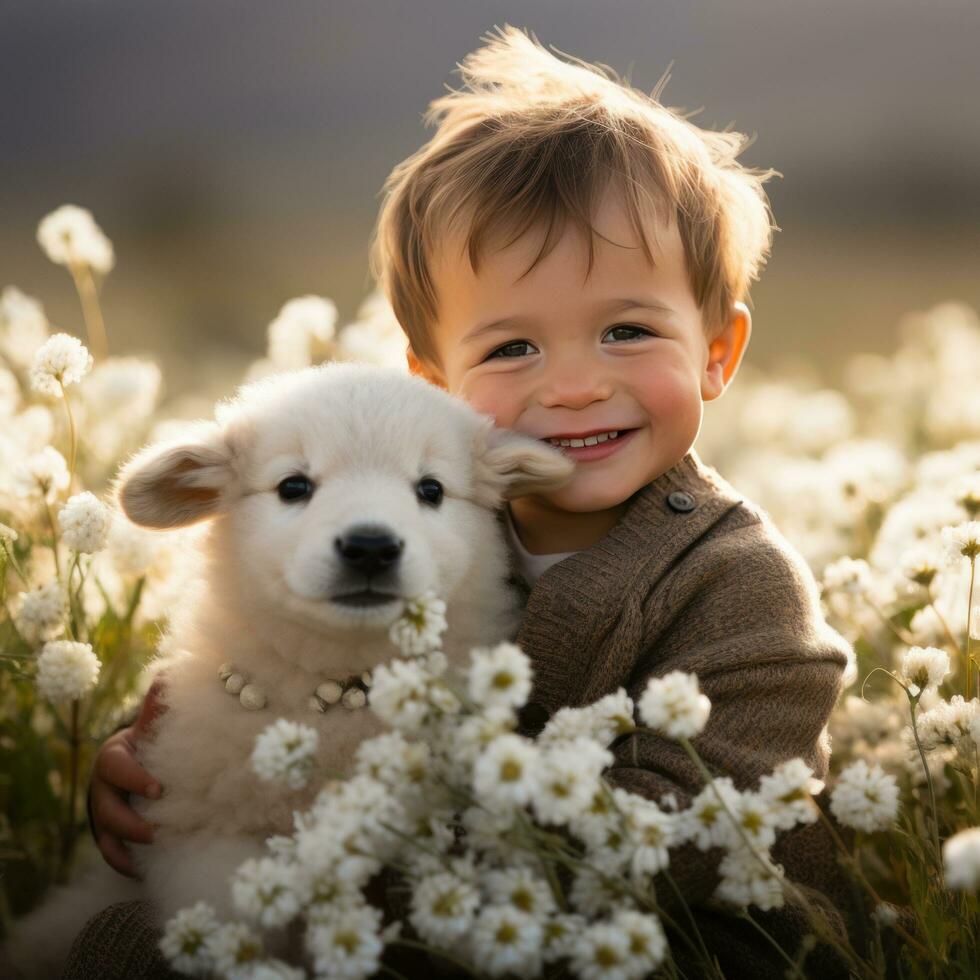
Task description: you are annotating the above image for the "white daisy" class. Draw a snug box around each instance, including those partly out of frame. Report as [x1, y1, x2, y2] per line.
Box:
[388, 590, 448, 656]
[483, 866, 556, 920]
[368, 657, 436, 731]
[829, 759, 900, 833]
[675, 777, 743, 851]
[472, 733, 540, 812]
[251, 719, 320, 790]
[468, 641, 532, 710]
[899, 645, 951, 697]
[941, 521, 980, 564]
[620, 795, 676, 879]
[409, 869, 481, 947]
[541, 912, 588, 964]
[203, 922, 264, 976]
[29, 333, 94, 396]
[58, 491, 111, 554]
[715, 845, 785, 911]
[943, 826, 980, 891]
[468, 903, 543, 979]
[13, 580, 66, 644]
[12, 446, 70, 501]
[531, 737, 610, 827]
[36, 640, 100, 702]
[231, 856, 306, 928]
[158, 901, 220, 976]
[305, 902, 384, 980]
[821, 556, 873, 597]
[757, 758, 824, 830]
[36, 204, 115, 273]
[637, 670, 711, 739]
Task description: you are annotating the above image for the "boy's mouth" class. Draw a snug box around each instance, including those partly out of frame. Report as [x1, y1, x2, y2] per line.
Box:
[541, 427, 637, 448]
[541, 427, 639, 462]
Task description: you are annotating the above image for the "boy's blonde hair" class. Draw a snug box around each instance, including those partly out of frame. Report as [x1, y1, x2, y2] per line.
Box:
[368, 25, 778, 370]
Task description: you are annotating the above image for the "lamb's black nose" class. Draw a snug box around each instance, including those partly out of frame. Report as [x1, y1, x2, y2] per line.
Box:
[334, 525, 404, 576]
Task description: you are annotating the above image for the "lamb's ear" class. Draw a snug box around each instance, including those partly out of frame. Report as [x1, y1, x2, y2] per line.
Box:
[472, 419, 576, 506]
[116, 423, 237, 529]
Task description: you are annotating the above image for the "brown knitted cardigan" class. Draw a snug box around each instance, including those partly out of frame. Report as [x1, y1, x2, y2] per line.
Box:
[63, 448, 866, 979]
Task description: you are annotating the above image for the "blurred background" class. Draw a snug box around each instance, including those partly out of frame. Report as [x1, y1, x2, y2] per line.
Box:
[2, 0, 979, 399]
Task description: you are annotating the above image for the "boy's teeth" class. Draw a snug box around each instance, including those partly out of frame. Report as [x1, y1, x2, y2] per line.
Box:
[548, 430, 619, 448]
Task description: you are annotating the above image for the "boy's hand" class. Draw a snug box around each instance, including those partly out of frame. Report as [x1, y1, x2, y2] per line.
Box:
[89, 678, 167, 878]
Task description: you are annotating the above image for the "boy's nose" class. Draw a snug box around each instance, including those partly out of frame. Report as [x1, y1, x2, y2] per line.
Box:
[334, 525, 404, 575]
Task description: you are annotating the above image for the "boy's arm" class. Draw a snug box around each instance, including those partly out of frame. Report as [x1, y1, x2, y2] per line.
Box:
[604, 518, 850, 910]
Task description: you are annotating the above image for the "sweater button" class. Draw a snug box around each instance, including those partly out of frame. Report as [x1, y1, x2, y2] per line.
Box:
[667, 490, 697, 513]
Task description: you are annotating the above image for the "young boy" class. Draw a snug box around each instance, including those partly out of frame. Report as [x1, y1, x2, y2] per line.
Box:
[78, 25, 860, 979]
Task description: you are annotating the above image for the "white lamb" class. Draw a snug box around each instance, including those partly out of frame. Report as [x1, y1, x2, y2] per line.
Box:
[5, 361, 573, 978]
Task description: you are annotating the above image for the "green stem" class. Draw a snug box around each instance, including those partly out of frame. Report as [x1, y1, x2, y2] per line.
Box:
[59, 699, 81, 879]
[68, 261, 108, 360]
[42, 498, 63, 584]
[58, 381, 78, 491]
[908, 697, 943, 884]
[966, 556, 976, 699]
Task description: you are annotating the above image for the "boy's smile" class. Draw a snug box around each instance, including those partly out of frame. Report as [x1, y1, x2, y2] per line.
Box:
[409, 186, 751, 554]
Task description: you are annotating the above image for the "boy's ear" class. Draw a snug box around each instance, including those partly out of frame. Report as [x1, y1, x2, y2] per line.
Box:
[702, 301, 752, 401]
[471, 419, 576, 506]
[115, 423, 238, 529]
[406, 346, 448, 391]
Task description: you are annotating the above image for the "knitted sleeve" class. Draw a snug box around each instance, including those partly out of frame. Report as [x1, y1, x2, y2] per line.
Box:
[602, 513, 850, 912]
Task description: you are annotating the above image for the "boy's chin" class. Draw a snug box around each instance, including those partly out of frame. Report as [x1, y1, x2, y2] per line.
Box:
[528, 477, 640, 514]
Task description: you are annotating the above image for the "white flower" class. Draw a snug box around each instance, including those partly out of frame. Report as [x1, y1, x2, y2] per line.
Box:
[231, 856, 305, 928]
[941, 521, 980, 564]
[29, 333, 93, 396]
[637, 671, 711, 739]
[621, 796, 676, 879]
[251, 719, 319, 790]
[571, 909, 666, 980]
[899, 645, 951, 697]
[36, 640, 100, 702]
[204, 922, 264, 976]
[409, 870, 481, 947]
[14, 580, 66, 644]
[13, 446, 70, 501]
[388, 590, 447, 656]
[468, 641, 532, 710]
[305, 902, 384, 980]
[541, 912, 588, 963]
[676, 777, 743, 851]
[472, 733, 540, 811]
[469, 903, 543, 979]
[568, 867, 635, 918]
[266, 295, 338, 369]
[159, 901, 220, 976]
[370, 652, 455, 731]
[873, 903, 899, 927]
[531, 737, 610, 826]
[227, 961, 305, 980]
[822, 556, 873, 596]
[913, 696, 979, 753]
[354, 730, 431, 793]
[715, 845, 786, 910]
[758, 758, 824, 831]
[0, 286, 49, 368]
[943, 826, 980, 891]
[484, 866, 556, 920]
[58, 491, 111, 553]
[37, 204, 115, 273]
[830, 759, 900, 832]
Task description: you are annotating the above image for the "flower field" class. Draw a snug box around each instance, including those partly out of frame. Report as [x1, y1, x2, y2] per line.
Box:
[1, 207, 979, 978]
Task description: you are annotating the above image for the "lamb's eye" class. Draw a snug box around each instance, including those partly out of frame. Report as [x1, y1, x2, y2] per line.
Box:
[277, 475, 314, 502]
[417, 476, 444, 507]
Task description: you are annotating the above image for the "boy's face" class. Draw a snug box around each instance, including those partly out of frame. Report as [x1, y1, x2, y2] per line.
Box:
[409, 188, 751, 516]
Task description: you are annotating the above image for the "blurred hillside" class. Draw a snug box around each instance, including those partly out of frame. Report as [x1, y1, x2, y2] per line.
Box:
[2, 0, 979, 398]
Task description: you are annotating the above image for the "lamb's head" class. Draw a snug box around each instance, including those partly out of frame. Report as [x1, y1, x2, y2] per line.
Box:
[115, 362, 574, 634]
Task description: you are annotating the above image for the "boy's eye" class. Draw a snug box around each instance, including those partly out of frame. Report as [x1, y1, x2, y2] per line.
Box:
[483, 325, 655, 361]
[606, 324, 656, 342]
[486, 341, 536, 360]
